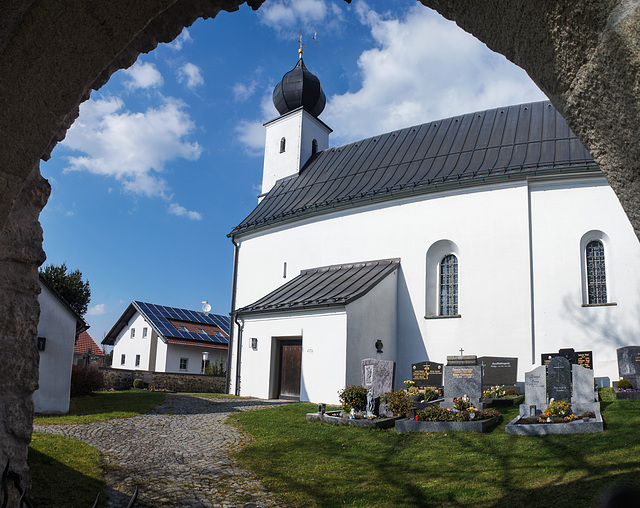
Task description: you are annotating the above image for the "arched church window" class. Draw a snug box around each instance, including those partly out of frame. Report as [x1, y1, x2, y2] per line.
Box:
[280, 137, 286, 153]
[586, 240, 607, 304]
[439, 254, 458, 316]
[312, 139, 318, 155]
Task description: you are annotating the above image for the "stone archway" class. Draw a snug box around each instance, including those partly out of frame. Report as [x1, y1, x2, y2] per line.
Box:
[1, 0, 638, 500]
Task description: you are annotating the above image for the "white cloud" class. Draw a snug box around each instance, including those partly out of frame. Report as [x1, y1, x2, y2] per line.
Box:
[123, 61, 163, 90]
[167, 28, 193, 51]
[87, 303, 107, 316]
[233, 81, 258, 102]
[62, 96, 201, 199]
[323, 3, 546, 145]
[168, 203, 203, 220]
[260, 0, 328, 29]
[177, 62, 204, 89]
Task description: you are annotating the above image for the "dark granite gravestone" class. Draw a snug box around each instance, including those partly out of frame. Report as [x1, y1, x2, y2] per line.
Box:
[548, 356, 572, 401]
[412, 361, 443, 388]
[478, 356, 517, 388]
[617, 346, 640, 389]
[443, 365, 483, 401]
[541, 348, 593, 370]
[362, 358, 395, 416]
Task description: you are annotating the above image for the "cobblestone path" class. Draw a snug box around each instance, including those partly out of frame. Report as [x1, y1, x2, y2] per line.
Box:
[34, 394, 288, 507]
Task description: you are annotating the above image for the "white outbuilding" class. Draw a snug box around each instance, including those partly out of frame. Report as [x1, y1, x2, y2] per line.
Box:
[227, 55, 640, 404]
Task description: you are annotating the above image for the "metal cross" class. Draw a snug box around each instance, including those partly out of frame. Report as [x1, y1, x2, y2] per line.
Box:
[459, 348, 464, 356]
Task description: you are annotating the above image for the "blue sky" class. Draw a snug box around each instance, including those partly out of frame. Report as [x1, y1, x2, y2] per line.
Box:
[40, 0, 546, 344]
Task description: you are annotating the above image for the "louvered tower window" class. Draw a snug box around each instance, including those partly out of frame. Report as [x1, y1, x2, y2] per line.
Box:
[280, 137, 286, 153]
[439, 254, 458, 316]
[586, 240, 607, 304]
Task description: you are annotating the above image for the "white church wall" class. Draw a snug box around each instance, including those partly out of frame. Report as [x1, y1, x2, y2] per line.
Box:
[236, 310, 347, 403]
[345, 269, 398, 387]
[34, 283, 77, 414]
[529, 176, 640, 384]
[233, 180, 537, 388]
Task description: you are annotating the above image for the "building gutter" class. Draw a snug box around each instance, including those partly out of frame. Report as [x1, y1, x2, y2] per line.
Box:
[226, 235, 241, 395]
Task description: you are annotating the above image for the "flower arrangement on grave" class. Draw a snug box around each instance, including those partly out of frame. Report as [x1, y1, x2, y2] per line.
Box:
[423, 387, 439, 402]
[381, 390, 412, 418]
[453, 395, 473, 411]
[483, 385, 506, 399]
[537, 399, 578, 423]
[404, 379, 415, 390]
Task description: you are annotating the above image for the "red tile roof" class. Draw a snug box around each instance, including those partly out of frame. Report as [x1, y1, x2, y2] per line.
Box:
[75, 331, 105, 356]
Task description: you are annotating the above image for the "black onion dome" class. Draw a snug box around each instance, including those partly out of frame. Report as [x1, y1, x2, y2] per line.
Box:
[272, 58, 326, 117]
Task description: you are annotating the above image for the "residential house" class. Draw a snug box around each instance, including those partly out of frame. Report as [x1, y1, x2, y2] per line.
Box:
[103, 301, 229, 375]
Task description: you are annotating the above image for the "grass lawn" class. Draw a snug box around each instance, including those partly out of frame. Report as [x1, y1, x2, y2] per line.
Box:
[33, 390, 166, 425]
[29, 390, 167, 506]
[227, 389, 640, 507]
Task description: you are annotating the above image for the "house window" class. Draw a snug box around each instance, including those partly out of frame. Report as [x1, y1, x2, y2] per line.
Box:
[121, 354, 126, 366]
[142, 327, 148, 338]
[130, 328, 135, 339]
[312, 139, 318, 155]
[179, 325, 189, 332]
[280, 137, 286, 153]
[135, 354, 140, 367]
[586, 240, 607, 304]
[439, 254, 458, 316]
[179, 358, 188, 371]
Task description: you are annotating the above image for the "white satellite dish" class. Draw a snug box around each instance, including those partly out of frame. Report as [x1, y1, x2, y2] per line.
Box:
[202, 300, 211, 314]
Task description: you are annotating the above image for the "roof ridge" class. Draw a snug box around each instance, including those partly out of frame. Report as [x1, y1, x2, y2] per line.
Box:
[300, 257, 400, 275]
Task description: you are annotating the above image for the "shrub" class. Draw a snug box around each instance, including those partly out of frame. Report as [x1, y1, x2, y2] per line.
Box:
[472, 408, 501, 421]
[417, 406, 469, 422]
[338, 385, 367, 412]
[381, 390, 411, 417]
[204, 358, 226, 376]
[70, 365, 105, 397]
[617, 378, 633, 389]
[504, 388, 518, 396]
[132, 379, 144, 389]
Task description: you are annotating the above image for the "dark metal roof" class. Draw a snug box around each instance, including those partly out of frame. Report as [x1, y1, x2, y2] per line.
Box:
[237, 259, 399, 316]
[272, 58, 326, 118]
[231, 101, 599, 237]
[102, 301, 230, 346]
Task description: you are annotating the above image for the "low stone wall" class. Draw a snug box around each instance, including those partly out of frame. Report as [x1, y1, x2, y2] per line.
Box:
[100, 368, 225, 393]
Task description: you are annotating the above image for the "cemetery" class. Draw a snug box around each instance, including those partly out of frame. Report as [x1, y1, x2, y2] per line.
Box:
[305, 347, 640, 436]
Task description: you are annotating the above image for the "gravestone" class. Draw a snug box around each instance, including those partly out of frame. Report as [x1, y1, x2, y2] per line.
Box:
[362, 358, 395, 416]
[412, 361, 443, 388]
[548, 356, 572, 401]
[571, 364, 599, 413]
[522, 365, 547, 415]
[541, 348, 593, 370]
[479, 356, 518, 389]
[617, 346, 640, 389]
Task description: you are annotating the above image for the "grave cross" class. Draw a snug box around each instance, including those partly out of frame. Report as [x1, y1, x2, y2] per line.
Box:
[459, 348, 464, 357]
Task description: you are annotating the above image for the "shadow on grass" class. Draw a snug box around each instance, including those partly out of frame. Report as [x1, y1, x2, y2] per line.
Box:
[28, 448, 106, 508]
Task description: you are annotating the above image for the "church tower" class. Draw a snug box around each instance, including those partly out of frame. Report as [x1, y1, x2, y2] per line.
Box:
[261, 49, 332, 197]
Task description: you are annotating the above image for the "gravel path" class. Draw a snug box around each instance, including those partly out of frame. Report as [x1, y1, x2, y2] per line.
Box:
[34, 394, 288, 507]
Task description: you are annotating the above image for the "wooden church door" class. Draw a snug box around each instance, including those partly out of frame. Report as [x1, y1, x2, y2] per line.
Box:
[278, 339, 302, 400]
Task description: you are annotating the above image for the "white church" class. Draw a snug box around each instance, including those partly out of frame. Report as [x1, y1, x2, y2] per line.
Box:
[226, 53, 640, 404]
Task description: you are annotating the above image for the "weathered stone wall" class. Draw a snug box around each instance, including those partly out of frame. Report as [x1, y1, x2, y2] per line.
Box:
[101, 368, 226, 393]
[0, 164, 49, 502]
